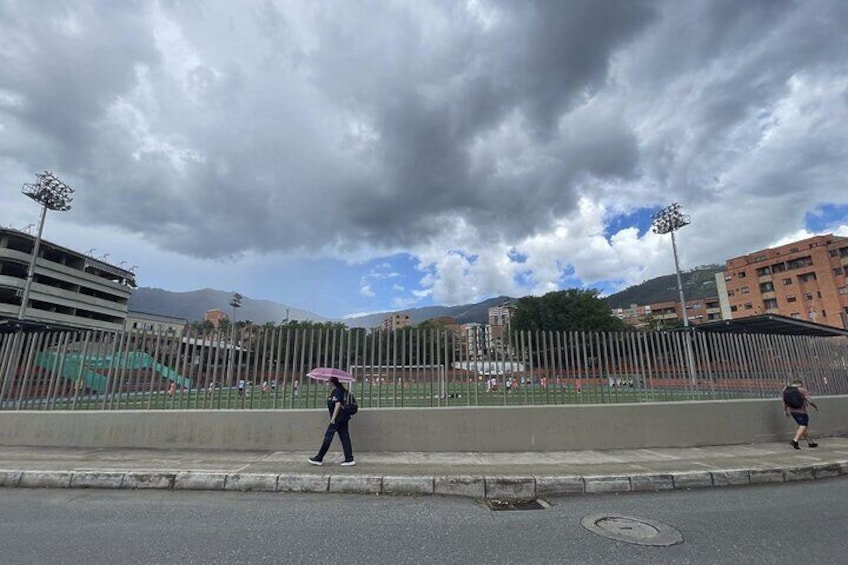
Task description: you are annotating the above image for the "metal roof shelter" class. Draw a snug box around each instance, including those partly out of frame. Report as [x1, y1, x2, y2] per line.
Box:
[692, 314, 848, 337]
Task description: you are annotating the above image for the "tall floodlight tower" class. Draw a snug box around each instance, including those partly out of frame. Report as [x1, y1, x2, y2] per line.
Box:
[229, 292, 243, 324]
[227, 292, 243, 389]
[651, 203, 692, 327]
[651, 202, 696, 389]
[18, 172, 74, 320]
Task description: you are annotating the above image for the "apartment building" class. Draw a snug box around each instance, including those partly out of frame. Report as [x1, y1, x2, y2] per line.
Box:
[380, 313, 411, 331]
[488, 304, 513, 327]
[722, 234, 848, 329]
[204, 309, 229, 328]
[613, 297, 722, 329]
[0, 227, 135, 331]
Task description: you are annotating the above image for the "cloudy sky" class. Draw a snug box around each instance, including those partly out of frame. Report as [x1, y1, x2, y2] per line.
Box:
[1, 0, 847, 320]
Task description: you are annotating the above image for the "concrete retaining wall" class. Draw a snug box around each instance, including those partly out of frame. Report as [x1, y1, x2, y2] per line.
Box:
[2, 396, 847, 452]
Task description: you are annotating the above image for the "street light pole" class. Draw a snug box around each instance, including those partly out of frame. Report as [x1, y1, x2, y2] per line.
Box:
[18, 172, 74, 320]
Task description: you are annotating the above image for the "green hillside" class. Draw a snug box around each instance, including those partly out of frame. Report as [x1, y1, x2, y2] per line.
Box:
[605, 265, 724, 309]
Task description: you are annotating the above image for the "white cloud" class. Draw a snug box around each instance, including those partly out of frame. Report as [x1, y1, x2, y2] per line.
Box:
[2, 0, 847, 318]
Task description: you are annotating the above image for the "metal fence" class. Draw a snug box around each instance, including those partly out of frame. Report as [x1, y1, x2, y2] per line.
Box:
[1, 325, 847, 411]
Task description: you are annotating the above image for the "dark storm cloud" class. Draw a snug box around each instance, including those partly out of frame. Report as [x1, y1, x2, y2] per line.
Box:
[313, 0, 656, 246]
[0, 1, 159, 169]
[1, 0, 846, 263]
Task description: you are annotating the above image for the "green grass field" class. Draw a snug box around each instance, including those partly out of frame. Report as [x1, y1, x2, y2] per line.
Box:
[23, 380, 764, 411]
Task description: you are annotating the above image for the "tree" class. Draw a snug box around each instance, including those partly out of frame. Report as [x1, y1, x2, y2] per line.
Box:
[511, 289, 627, 332]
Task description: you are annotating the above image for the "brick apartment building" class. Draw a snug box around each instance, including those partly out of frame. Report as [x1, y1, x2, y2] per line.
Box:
[204, 309, 228, 328]
[721, 234, 848, 329]
[613, 297, 722, 329]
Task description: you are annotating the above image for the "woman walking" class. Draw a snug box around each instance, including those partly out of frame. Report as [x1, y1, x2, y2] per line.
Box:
[308, 376, 355, 466]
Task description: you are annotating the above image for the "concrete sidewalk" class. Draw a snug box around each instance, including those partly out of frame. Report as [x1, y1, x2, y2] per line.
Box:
[1, 438, 847, 499]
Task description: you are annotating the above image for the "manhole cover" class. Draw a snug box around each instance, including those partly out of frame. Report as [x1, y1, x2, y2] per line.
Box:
[581, 514, 683, 546]
[485, 499, 549, 511]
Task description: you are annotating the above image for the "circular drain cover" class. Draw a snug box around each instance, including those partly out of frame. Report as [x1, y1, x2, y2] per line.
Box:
[581, 514, 683, 547]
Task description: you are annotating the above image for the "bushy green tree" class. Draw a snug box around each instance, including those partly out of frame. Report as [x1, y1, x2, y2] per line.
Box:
[511, 289, 626, 332]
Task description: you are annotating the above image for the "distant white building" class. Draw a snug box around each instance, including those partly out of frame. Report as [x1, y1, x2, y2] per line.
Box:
[125, 311, 187, 335]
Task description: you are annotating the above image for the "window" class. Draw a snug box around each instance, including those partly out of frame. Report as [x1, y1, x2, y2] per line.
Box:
[744, 303, 753, 310]
[787, 257, 813, 270]
[756, 266, 771, 276]
[772, 263, 786, 273]
[821, 310, 826, 317]
[804, 293, 813, 300]
[840, 247, 848, 258]
[730, 305, 738, 312]
[791, 313, 801, 319]
[831, 249, 839, 257]
[834, 267, 844, 276]
[738, 271, 747, 279]
[741, 286, 750, 294]
[727, 289, 735, 296]
[763, 299, 778, 310]
[798, 272, 817, 283]
[783, 278, 792, 286]
[839, 286, 848, 295]
[760, 282, 774, 292]
[787, 295, 797, 303]
[790, 247, 799, 253]
[755, 255, 767, 263]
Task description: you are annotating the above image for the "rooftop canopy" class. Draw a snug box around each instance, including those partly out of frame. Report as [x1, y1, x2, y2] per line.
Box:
[693, 314, 848, 337]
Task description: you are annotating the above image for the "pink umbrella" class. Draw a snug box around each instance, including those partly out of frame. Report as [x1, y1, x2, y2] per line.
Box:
[306, 367, 356, 383]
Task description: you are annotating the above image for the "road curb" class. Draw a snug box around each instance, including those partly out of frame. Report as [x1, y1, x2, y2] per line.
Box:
[0, 461, 845, 498]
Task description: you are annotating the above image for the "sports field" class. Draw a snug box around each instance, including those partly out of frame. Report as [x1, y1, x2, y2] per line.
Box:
[26, 379, 769, 411]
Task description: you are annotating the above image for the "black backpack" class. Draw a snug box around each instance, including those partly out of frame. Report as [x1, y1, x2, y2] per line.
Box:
[783, 386, 804, 410]
[343, 391, 359, 416]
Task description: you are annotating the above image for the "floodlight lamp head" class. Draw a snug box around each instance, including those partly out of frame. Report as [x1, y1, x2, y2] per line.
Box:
[651, 202, 690, 234]
[21, 171, 74, 211]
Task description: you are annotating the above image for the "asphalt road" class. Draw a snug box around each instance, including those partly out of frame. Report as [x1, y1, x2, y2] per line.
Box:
[1, 479, 846, 565]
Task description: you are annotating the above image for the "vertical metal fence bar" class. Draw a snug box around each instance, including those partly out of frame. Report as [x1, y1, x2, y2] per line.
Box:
[143, 329, 164, 410]
[0, 332, 19, 408]
[45, 331, 70, 410]
[73, 330, 92, 411]
[806, 336, 828, 394]
[757, 333, 779, 395]
[272, 326, 285, 409]
[29, 330, 50, 409]
[16, 331, 40, 409]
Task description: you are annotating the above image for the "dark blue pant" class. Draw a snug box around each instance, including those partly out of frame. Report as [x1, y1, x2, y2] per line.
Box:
[315, 417, 353, 462]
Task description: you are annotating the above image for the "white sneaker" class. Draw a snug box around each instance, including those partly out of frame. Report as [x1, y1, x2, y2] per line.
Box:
[340, 460, 356, 466]
[307, 457, 323, 466]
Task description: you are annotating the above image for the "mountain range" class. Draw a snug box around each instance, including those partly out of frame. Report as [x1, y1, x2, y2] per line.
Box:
[127, 287, 515, 327]
[128, 266, 724, 327]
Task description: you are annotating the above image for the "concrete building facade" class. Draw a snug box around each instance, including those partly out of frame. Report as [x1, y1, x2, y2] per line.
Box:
[0, 227, 135, 331]
[380, 313, 411, 331]
[722, 234, 848, 329]
[125, 311, 188, 335]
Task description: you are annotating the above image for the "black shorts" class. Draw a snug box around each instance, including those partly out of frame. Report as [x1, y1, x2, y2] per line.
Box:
[790, 412, 809, 426]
